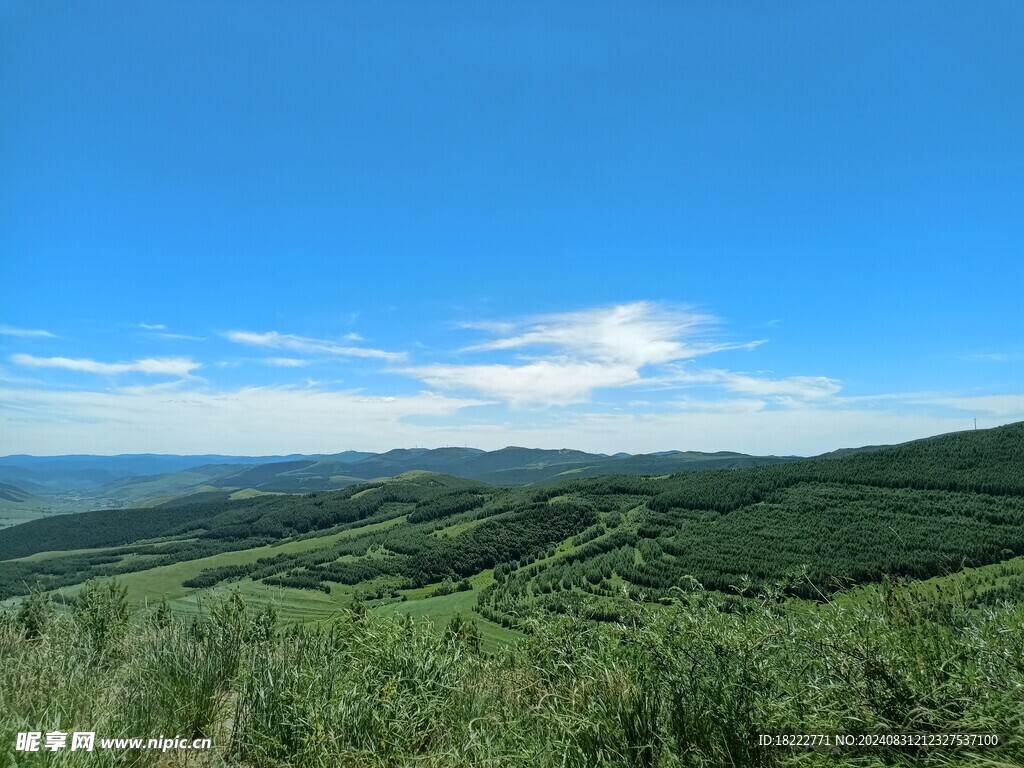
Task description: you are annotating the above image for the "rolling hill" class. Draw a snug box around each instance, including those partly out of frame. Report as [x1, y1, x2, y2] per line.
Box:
[0, 481, 32, 503]
[0, 445, 802, 524]
[1, 422, 1021, 633]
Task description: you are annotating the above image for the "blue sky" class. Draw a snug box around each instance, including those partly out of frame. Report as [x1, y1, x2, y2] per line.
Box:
[1, 1, 1022, 456]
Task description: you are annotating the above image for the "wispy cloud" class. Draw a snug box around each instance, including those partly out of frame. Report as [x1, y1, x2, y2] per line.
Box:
[671, 368, 841, 400]
[912, 394, 1024, 418]
[0, 364, 43, 386]
[0, 385, 483, 455]
[961, 352, 1017, 363]
[460, 302, 729, 365]
[0, 325, 55, 338]
[456, 320, 517, 335]
[4, 383, 1014, 456]
[154, 332, 206, 341]
[719, 372, 841, 399]
[135, 323, 205, 341]
[413, 361, 637, 406]
[407, 302, 767, 405]
[12, 354, 201, 377]
[226, 331, 405, 362]
[5, 301, 1018, 457]
[671, 397, 767, 414]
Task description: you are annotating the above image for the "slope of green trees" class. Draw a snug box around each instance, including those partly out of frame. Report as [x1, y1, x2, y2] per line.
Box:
[2, 423, 1022, 613]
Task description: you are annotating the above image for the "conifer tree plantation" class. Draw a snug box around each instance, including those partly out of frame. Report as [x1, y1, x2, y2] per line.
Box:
[2, 424, 1024, 766]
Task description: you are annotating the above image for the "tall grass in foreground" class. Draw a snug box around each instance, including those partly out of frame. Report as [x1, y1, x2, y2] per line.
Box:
[1, 579, 1021, 767]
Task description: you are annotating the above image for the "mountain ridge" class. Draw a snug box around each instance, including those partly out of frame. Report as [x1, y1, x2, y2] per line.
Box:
[3, 425, 1004, 525]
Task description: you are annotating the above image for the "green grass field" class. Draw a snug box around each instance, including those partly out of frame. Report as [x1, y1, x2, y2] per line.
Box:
[4, 573, 1022, 767]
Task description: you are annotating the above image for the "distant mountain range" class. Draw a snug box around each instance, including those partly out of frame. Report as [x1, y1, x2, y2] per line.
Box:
[0, 453, 329, 490]
[201, 446, 798, 491]
[0, 446, 805, 524]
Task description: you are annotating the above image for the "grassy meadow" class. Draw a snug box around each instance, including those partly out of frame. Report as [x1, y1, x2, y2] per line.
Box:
[2, 574, 1023, 767]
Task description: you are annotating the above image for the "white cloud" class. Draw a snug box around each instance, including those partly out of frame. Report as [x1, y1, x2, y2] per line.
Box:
[226, 330, 404, 362]
[410, 302, 831, 407]
[671, 397, 767, 414]
[12, 354, 201, 377]
[0, 325, 55, 338]
[413, 361, 639, 406]
[2, 381, 1020, 456]
[155, 332, 206, 341]
[0, 385, 483, 455]
[457, 320, 517, 335]
[135, 323, 204, 341]
[408, 302, 769, 405]
[716, 372, 842, 399]
[915, 394, 1024, 418]
[469, 408, 991, 457]
[7, 302, 1018, 457]
[394, 406, 1021, 457]
[0, 364, 43, 386]
[962, 352, 1016, 363]
[640, 365, 842, 402]
[462, 302, 725, 366]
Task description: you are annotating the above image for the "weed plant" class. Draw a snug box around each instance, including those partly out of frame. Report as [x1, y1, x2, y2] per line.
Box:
[0, 578, 1021, 767]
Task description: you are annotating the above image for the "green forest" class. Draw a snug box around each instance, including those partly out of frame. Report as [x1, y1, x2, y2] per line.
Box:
[3, 423, 1023, 614]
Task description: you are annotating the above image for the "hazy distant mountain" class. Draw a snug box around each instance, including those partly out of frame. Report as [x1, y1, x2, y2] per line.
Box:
[0, 482, 32, 503]
[328, 451, 379, 463]
[195, 446, 802, 491]
[0, 453, 329, 492]
[0, 444, 810, 523]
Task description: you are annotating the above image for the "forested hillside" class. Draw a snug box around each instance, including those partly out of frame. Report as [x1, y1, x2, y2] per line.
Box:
[2, 424, 1022, 621]
[0, 444, 799, 526]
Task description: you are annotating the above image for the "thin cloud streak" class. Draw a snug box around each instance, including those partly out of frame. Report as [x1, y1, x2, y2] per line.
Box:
[226, 330, 405, 362]
[912, 394, 1024, 418]
[639, 365, 842, 401]
[412, 360, 638, 406]
[0, 325, 55, 338]
[153, 332, 207, 341]
[12, 354, 201, 377]
[961, 352, 1018, 363]
[0, 385, 485, 455]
